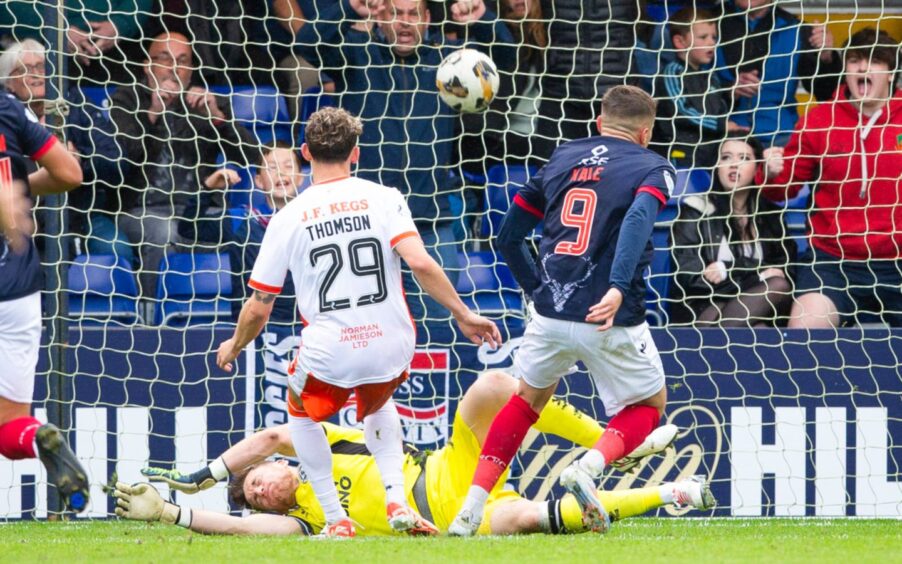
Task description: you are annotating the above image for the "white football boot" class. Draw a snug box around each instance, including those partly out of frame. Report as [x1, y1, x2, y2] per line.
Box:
[559, 464, 611, 534]
[671, 475, 717, 510]
[610, 424, 679, 472]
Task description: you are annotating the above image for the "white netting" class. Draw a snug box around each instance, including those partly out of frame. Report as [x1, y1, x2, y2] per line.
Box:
[1, 0, 901, 519]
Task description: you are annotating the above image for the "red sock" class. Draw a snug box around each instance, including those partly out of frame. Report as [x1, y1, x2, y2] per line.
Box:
[472, 395, 539, 493]
[0, 416, 41, 459]
[594, 405, 660, 465]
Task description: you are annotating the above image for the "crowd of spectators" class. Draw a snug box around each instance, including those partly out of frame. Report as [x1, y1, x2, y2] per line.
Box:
[0, 0, 899, 330]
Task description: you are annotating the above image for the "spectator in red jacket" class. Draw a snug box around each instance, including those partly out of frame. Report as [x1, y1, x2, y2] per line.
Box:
[759, 28, 902, 328]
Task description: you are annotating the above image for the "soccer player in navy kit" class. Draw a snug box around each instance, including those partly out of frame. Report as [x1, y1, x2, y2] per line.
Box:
[451, 86, 677, 536]
[0, 91, 90, 513]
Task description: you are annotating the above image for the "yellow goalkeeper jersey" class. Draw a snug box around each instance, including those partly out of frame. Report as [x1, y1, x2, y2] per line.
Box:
[287, 422, 424, 536]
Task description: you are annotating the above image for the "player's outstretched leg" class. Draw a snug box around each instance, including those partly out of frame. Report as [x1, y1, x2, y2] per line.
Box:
[35, 423, 90, 513]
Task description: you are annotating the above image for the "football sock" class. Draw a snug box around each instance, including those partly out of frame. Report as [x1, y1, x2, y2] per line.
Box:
[534, 397, 604, 449]
[0, 416, 41, 459]
[582, 404, 661, 477]
[657, 483, 676, 505]
[363, 399, 407, 506]
[471, 394, 539, 494]
[558, 486, 666, 532]
[288, 414, 347, 523]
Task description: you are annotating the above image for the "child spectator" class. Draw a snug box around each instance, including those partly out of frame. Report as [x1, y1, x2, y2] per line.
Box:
[653, 7, 748, 170]
[670, 136, 795, 326]
[759, 28, 902, 328]
[180, 142, 307, 324]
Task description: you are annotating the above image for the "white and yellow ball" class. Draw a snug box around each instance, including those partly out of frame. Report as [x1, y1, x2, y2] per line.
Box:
[436, 49, 500, 113]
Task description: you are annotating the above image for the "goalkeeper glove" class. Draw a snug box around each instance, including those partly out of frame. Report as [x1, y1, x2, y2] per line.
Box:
[113, 482, 191, 527]
[141, 457, 228, 493]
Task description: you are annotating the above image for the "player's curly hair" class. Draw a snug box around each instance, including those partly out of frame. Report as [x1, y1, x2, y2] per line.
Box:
[304, 107, 363, 164]
[227, 464, 256, 509]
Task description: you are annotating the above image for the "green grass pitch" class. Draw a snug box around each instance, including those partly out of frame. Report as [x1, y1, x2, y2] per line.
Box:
[1, 519, 898, 563]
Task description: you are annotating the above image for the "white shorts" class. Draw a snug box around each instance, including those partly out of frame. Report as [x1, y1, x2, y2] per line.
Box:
[0, 292, 42, 403]
[513, 308, 664, 417]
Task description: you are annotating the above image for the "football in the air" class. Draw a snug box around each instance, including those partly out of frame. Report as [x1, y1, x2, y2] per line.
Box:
[436, 49, 500, 113]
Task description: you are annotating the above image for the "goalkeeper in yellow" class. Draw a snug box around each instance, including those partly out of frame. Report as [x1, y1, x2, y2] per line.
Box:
[114, 371, 713, 535]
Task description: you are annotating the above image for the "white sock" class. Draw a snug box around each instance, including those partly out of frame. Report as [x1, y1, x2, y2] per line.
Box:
[658, 483, 675, 504]
[578, 448, 607, 478]
[288, 415, 347, 523]
[363, 399, 407, 506]
[461, 485, 490, 517]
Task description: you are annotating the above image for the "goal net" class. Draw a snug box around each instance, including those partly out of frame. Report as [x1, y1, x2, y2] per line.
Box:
[1, 0, 901, 520]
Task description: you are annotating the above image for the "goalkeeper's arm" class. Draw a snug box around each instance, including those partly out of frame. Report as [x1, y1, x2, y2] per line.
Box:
[114, 482, 307, 536]
[142, 425, 295, 492]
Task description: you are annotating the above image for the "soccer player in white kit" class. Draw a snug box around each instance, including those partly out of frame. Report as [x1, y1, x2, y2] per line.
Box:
[216, 107, 501, 538]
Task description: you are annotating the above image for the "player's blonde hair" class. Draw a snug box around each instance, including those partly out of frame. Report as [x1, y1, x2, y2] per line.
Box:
[600, 85, 657, 133]
[304, 107, 363, 164]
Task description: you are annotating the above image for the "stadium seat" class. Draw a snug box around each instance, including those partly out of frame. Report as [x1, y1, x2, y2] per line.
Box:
[155, 253, 233, 327]
[455, 251, 524, 316]
[228, 85, 293, 145]
[80, 86, 116, 118]
[482, 163, 540, 238]
[646, 227, 673, 326]
[67, 254, 141, 324]
[657, 168, 711, 224]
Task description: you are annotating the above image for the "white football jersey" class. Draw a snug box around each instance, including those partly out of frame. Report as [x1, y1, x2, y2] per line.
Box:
[249, 176, 419, 387]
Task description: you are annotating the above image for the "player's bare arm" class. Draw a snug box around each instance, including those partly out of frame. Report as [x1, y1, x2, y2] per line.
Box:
[114, 482, 306, 535]
[142, 425, 294, 492]
[216, 289, 276, 371]
[27, 138, 82, 195]
[0, 178, 34, 254]
[394, 236, 502, 348]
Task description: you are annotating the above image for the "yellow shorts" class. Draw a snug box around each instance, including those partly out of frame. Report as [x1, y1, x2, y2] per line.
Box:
[425, 413, 522, 535]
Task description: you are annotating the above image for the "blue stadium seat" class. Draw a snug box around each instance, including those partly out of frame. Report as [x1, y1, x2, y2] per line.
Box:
[482, 164, 540, 238]
[646, 227, 673, 326]
[80, 86, 116, 119]
[657, 168, 711, 224]
[455, 251, 523, 316]
[67, 254, 141, 324]
[229, 85, 293, 144]
[155, 253, 233, 326]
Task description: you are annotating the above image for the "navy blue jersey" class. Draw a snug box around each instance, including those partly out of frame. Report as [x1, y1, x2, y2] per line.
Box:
[514, 136, 674, 326]
[0, 92, 57, 302]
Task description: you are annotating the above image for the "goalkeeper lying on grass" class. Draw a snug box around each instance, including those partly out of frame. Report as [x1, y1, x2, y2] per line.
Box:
[114, 371, 714, 536]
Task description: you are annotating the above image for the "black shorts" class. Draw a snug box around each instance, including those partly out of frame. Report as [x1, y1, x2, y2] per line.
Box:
[794, 248, 902, 326]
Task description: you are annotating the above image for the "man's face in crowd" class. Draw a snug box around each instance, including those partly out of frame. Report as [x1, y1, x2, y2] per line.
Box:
[378, 0, 430, 57]
[144, 33, 193, 91]
[8, 50, 46, 105]
[845, 55, 894, 106]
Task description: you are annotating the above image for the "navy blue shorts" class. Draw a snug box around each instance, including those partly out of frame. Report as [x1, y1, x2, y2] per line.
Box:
[794, 248, 902, 326]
